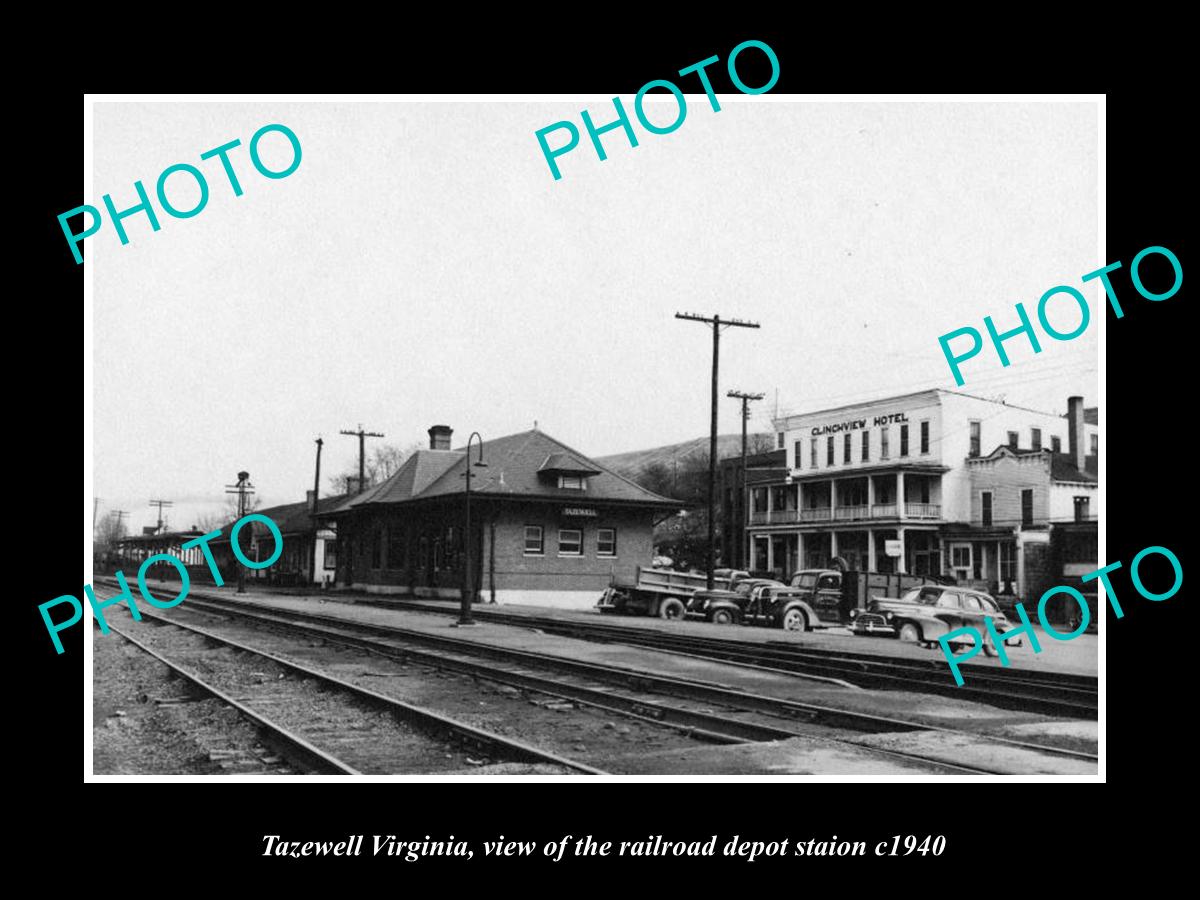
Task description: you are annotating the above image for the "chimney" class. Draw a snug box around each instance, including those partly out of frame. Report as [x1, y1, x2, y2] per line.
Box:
[1067, 396, 1086, 472]
[306, 489, 316, 513]
[428, 424, 453, 451]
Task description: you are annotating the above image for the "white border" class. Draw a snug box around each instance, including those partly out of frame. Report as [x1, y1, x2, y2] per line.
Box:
[84, 92, 1105, 784]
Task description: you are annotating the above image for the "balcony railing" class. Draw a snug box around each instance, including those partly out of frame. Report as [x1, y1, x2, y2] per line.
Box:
[833, 505, 869, 520]
[870, 504, 898, 518]
[800, 507, 832, 522]
[905, 503, 941, 518]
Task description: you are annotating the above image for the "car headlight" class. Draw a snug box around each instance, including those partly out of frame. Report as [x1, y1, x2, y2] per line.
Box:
[848, 609, 858, 619]
[883, 611, 893, 621]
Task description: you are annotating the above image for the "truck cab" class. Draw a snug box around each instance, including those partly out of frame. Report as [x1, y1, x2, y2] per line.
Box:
[787, 569, 844, 625]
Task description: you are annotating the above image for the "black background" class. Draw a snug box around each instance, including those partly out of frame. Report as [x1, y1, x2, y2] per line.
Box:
[22, 22, 1187, 886]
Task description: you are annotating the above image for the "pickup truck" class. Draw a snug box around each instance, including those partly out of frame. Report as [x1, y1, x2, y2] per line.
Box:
[597, 566, 751, 619]
[690, 580, 821, 631]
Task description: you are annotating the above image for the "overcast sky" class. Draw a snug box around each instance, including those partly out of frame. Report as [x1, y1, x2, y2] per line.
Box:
[92, 99, 1098, 533]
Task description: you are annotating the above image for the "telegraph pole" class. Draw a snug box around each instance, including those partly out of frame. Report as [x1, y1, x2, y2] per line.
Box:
[93, 497, 101, 532]
[310, 437, 323, 586]
[148, 498, 174, 533]
[340, 424, 385, 494]
[111, 509, 128, 565]
[675, 313, 760, 589]
[225, 472, 255, 594]
[728, 390, 764, 570]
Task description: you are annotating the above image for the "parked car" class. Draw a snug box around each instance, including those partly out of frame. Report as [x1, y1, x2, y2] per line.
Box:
[849, 584, 1023, 656]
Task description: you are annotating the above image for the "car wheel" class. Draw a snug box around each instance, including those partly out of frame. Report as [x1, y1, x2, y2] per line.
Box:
[781, 608, 806, 632]
[982, 631, 999, 657]
[711, 608, 734, 625]
[659, 598, 686, 620]
[898, 622, 922, 643]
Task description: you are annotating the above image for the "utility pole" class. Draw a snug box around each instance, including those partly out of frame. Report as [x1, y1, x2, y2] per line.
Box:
[310, 437, 323, 586]
[110, 509, 128, 565]
[340, 424, 385, 494]
[675, 312, 760, 590]
[225, 472, 255, 594]
[728, 390, 764, 570]
[93, 497, 101, 532]
[148, 498, 174, 533]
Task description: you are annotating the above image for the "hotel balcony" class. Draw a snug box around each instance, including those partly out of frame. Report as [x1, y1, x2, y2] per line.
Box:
[905, 502, 941, 518]
[750, 503, 941, 525]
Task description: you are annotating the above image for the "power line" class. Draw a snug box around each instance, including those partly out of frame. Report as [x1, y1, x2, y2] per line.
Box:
[148, 498, 174, 533]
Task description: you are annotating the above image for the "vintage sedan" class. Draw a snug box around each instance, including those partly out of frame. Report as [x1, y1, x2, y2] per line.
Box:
[849, 584, 1023, 656]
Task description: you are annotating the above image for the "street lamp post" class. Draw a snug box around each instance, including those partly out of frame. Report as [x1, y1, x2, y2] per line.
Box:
[458, 432, 487, 626]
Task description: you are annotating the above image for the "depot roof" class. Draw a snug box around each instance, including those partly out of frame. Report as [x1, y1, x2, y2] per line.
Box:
[327, 428, 681, 513]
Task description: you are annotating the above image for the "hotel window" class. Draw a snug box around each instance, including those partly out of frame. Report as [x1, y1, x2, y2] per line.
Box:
[1021, 489, 1034, 527]
[597, 528, 617, 556]
[1074, 496, 1091, 523]
[324, 539, 337, 570]
[524, 525, 544, 555]
[999, 543, 1017, 587]
[899, 424, 909, 457]
[843, 433, 852, 464]
[1031, 428, 1042, 451]
[810, 438, 818, 468]
[1090, 435, 1098, 455]
[558, 475, 585, 490]
[1051, 435, 1062, 453]
[371, 527, 383, 569]
[969, 420, 981, 458]
[387, 525, 407, 568]
[777, 432, 785, 450]
[794, 440, 803, 470]
[981, 491, 993, 527]
[920, 420, 930, 454]
[826, 436, 834, 465]
[1007, 431, 1019, 450]
[880, 427, 889, 459]
[861, 430, 870, 462]
[558, 528, 583, 556]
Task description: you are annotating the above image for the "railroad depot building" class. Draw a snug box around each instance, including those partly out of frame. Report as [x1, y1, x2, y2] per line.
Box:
[207, 493, 347, 586]
[324, 426, 681, 609]
[737, 390, 1097, 604]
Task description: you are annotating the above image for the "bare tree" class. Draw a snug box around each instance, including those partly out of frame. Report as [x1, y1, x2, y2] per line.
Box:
[94, 511, 127, 552]
[329, 441, 422, 494]
[748, 432, 775, 455]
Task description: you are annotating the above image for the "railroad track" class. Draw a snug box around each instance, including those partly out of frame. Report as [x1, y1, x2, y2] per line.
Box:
[380, 599, 1098, 719]
[103, 613, 605, 776]
[98, 582, 1096, 775]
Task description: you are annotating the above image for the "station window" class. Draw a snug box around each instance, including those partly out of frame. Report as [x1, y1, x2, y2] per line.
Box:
[843, 433, 852, 464]
[981, 491, 993, 527]
[387, 525, 407, 568]
[880, 427, 889, 459]
[1031, 427, 1042, 451]
[810, 438, 818, 468]
[597, 528, 617, 556]
[1021, 489, 1034, 527]
[777, 432, 785, 450]
[861, 430, 870, 462]
[1051, 435, 1062, 453]
[826, 436, 834, 466]
[324, 539, 337, 570]
[524, 525, 544, 555]
[920, 420, 930, 454]
[969, 421, 981, 458]
[558, 528, 583, 556]
[900, 424, 909, 457]
[794, 440, 802, 470]
[558, 475, 585, 490]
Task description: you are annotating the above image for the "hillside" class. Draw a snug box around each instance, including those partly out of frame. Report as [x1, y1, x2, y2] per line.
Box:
[596, 433, 771, 479]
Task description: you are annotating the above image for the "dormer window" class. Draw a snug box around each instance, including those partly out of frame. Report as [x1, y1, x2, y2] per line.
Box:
[558, 475, 586, 490]
[539, 451, 600, 490]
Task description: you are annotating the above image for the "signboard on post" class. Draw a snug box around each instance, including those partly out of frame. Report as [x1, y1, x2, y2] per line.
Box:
[885, 539, 902, 558]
